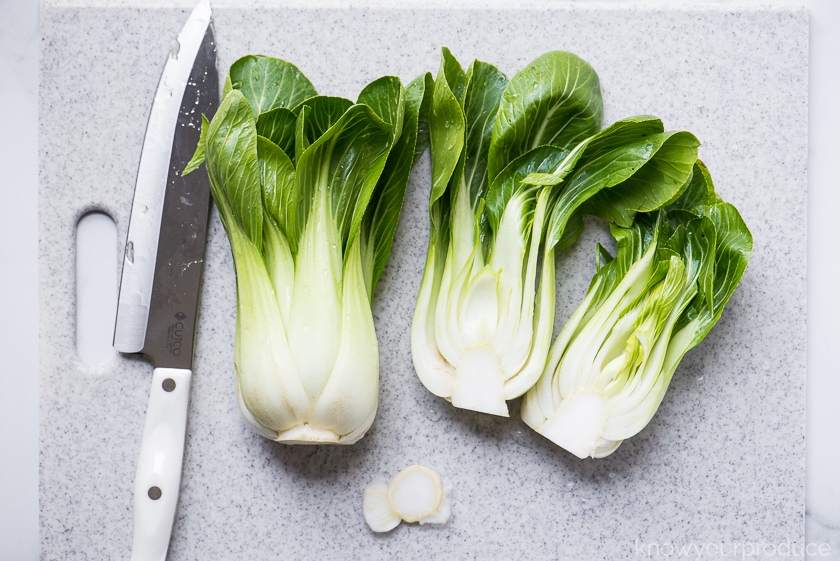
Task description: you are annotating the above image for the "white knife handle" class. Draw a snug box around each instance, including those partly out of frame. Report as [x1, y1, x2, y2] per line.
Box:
[131, 367, 192, 561]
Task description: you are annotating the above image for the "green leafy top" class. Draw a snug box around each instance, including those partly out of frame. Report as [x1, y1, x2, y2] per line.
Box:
[487, 51, 603, 182]
[229, 55, 317, 116]
[584, 161, 753, 351]
[361, 74, 433, 292]
[186, 55, 432, 298]
[424, 48, 701, 271]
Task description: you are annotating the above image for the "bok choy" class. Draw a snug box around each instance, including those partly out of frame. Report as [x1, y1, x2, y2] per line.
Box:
[186, 55, 431, 444]
[411, 49, 700, 417]
[521, 162, 752, 458]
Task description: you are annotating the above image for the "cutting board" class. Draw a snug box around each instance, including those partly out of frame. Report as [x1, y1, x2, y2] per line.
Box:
[39, 2, 807, 559]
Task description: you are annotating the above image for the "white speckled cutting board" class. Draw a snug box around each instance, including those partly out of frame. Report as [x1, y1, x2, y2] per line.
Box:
[39, 3, 807, 559]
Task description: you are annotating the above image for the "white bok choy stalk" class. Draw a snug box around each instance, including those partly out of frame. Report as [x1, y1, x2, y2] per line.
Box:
[521, 162, 752, 457]
[411, 49, 700, 417]
[186, 55, 432, 443]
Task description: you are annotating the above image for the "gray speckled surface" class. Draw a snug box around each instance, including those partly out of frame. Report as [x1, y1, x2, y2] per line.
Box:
[40, 4, 807, 560]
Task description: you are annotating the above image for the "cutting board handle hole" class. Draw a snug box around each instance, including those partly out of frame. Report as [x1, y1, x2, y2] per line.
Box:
[76, 211, 118, 366]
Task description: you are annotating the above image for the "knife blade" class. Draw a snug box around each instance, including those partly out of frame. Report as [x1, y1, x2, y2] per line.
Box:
[113, 2, 218, 560]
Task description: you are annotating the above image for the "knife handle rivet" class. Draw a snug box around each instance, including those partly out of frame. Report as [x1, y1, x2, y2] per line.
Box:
[162, 378, 176, 392]
[148, 486, 162, 500]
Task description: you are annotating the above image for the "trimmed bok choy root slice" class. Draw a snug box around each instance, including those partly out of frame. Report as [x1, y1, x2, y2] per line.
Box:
[187, 55, 432, 444]
[522, 163, 752, 458]
[411, 49, 699, 417]
[363, 465, 451, 532]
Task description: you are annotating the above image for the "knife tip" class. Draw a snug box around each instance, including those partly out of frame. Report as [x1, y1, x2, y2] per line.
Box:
[186, 0, 212, 27]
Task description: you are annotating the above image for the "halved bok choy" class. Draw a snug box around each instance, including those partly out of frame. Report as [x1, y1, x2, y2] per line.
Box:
[186, 55, 431, 443]
[521, 163, 752, 457]
[411, 49, 700, 417]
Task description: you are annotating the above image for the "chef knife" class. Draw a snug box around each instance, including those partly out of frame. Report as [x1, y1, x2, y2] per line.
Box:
[113, 2, 218, 560]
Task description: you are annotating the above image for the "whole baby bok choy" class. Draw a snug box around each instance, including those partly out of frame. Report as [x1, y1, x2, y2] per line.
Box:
[411, 49, 700, 417]
[521, 162, 752, 458]
[186, 55, 431, 444]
